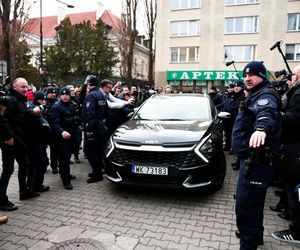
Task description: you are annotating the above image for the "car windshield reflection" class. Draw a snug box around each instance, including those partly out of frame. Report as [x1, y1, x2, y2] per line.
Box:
[132, 95, 211, 121]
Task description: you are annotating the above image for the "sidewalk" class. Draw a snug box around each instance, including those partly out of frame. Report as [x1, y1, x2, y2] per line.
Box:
[0, 153, 298, 250]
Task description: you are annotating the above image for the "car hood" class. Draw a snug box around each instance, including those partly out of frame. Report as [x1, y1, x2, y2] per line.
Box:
[112, 120, 212, 146]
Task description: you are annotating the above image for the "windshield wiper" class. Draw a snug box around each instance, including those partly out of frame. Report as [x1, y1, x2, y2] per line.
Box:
[157, 119, 186, 121]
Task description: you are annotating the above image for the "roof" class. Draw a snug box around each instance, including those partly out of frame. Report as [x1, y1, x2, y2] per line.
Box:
[24, 10, 123, 39]
[66, 11, 96, 25]
[101, 10, 123, 33]
[24, 16, 58, 39]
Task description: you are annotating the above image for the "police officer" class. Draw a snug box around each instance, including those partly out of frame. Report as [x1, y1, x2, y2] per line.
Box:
[82, 76, 107, 183]
[0, 78, 41, 210]
[232, 61, 282, 250]
[83, 77, 134, 183]
[49, 87, 76, 190]
[45, 86, 59, 174]
[27, 91, 50, 193]
[231, 80, 246, 170]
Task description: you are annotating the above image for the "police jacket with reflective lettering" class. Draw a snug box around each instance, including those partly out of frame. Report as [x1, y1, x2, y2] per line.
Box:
[82, 87, 107, 134]
[49, 99, 77, 136]
[232, 80, 282, 158]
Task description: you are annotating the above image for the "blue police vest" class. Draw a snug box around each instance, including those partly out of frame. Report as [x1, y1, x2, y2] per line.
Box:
[83, 87, 107, 133]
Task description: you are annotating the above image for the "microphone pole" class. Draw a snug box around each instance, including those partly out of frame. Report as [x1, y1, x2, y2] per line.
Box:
[226, 61, 241, 79]
[232, 62, 240, 80]
[270, 41, 292, 74]
[277, 46, 292, 75]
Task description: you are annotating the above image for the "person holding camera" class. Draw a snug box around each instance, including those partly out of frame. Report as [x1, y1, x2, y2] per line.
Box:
[48, 87, 77, 190]
[27, 91, 50, 193]
[0, 78, 41, 210]
[272, 65, 300, 244]
[232, 61, 282, 250]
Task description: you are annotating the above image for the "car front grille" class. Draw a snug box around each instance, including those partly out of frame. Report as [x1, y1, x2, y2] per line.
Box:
[109, 148, 204, 168]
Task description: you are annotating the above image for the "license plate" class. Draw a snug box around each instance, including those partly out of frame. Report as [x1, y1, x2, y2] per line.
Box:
[131, 165, 168, 175]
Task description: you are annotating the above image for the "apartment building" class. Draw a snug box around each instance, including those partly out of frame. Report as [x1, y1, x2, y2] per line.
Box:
[155, 0, 300, 93]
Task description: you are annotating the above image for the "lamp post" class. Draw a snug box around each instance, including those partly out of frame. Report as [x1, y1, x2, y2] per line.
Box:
[39, 0, 74, 86]
[39, 0, 43, 79]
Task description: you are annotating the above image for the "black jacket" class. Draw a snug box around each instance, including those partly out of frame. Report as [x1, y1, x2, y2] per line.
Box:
[49, 99, 77, 136]
[82, 87, 107, 134]
[4, 89, 35, 145]
[0, 116, 13, 143]
[282, 80, 300, 145]
[28, 101, 51, 144]
[232, 80, 282, 157]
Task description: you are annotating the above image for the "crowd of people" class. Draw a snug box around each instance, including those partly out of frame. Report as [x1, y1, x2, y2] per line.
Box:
[209, 61, 300, 249]
[0, 62, 299, 250]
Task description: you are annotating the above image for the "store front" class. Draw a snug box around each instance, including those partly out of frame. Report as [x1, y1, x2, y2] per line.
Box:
[167, 70, 243, 93]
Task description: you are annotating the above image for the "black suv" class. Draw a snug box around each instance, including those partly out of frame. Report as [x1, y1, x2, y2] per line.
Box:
[105, 94, 226, 190]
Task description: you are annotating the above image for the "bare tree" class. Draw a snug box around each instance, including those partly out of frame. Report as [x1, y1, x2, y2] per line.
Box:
[144, 0, 157, 85]
[118, 0, 139, 85]
[0, 0, 28, 79]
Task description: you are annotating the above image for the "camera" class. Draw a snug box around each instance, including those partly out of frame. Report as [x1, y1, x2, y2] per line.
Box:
[272, 69, 292, 96]
[275, 69, 287, 78]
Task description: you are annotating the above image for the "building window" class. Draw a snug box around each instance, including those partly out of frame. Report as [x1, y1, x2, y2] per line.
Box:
[226, 0, 260, 5]
[141, 60, 144, 75]
[171, 20, 200, 36]
[224, 45, 254, 62]
[170, 47, 199, 62]
[225, 16, 258, 34]
[134, 58, 137, 73]
[288, 13, 300, 31]
[286, 44, 300, 60]
[171, 0, 201, 10]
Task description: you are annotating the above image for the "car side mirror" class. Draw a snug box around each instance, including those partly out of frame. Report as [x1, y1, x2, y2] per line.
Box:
[217, 111, 231, 119]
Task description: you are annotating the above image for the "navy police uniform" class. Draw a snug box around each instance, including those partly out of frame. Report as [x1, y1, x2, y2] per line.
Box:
[44, 87, 59, 173]
[232, 61, 282, 250]
[49, 88, 77, 189]
[82, 77, 107, 182]
[27, 91, 50, 192]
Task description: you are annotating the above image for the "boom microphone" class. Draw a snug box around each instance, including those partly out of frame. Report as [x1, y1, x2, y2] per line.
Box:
[226, 61, 234, 66]
[270, 41, 281, 51]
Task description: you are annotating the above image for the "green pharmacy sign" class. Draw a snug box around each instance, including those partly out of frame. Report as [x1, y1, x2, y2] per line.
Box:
[167, 70, 243, 81]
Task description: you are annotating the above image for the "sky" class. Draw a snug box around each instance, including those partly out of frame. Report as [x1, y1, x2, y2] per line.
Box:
[28, 0, 146, 35]
[28, 0, 122, 18]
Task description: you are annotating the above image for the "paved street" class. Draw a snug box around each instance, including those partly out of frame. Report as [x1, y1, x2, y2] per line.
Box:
[0, 152, 299, 250]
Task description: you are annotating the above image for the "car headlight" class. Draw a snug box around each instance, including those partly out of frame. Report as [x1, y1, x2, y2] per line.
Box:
[105, 136, 115, 157]
[194, 134, 213, 163]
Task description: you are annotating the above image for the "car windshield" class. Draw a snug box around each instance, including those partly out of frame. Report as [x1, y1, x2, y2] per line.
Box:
[133, 95, 211, 121]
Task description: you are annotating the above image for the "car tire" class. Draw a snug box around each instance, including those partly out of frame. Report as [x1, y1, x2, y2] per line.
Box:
[210, 150, 226, 192]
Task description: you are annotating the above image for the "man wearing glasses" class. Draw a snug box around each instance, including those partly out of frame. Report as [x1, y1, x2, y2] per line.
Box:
[83, 77, 134, 183]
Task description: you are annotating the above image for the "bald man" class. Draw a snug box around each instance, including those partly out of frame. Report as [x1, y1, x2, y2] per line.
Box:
[0, 78, 41, 211]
